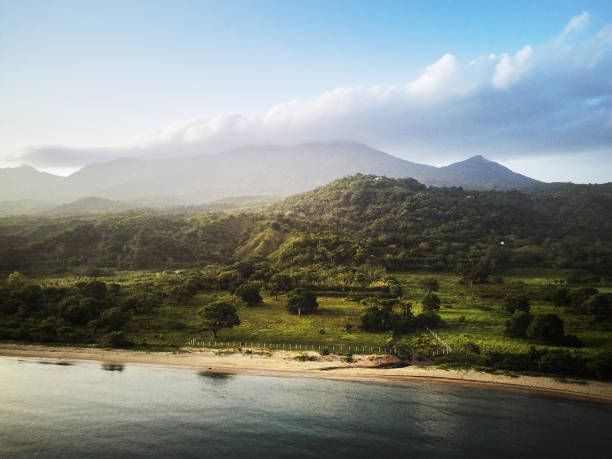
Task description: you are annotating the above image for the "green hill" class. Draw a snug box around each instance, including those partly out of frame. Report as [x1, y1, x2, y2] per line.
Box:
[0, 175, 611, 275]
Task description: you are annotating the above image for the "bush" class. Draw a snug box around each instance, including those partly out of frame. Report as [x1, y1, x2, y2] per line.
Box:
[76, 280, 108, 298]
[526, 314, 565, 345]
[96, 307, 130, 331]
[550, 287, 570, 307]
[0, 298, 23, 314]
[420, 278, 440, 293]
[568, 287, 598, 308]
[504, 312, 533, 338]
[421, 293, 441, 312]
[100, 331, 132, 348]
[414, 311, 442, 329]
[235, 282, 263, 307]
[588, 351, 612, 380]
[583, 294, 611, 319]
[538, 350, 586, 376]
[503, 294, 530, 314]
[393, 339, 413, 359]
[360, 303, 395, 332]
[465, 342, 480, 354]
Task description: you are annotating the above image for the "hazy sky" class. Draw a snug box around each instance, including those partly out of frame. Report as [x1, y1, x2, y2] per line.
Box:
[1, 0, 611, 182]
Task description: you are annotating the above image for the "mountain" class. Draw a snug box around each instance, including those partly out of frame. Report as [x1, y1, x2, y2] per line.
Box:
[0, 143, 542, 208]
[434, 155, 538, 189]
[0, 166, 63, 202]
[43, 197, 136, 215]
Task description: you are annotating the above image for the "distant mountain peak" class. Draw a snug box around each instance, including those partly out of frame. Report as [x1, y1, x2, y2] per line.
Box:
[1, 143, 542, 207]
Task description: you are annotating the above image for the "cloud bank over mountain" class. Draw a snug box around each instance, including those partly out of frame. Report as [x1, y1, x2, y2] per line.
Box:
[11, 13, 612, 179]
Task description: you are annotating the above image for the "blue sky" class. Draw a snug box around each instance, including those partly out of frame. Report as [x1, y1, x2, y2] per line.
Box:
[1, 0, 611, 182]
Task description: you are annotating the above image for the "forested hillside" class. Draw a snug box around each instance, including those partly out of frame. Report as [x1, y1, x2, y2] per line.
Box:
[1, 175, 611, 277]
[1, 175, 611, 380]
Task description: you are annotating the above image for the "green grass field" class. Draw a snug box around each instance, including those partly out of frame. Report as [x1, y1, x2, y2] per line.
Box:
[86, 269, 611, 359]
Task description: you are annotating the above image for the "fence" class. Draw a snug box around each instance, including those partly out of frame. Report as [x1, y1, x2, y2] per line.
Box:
[425, 326, 452, 356]
[188, 329, 454, 358]
[187, 339, 396, 355]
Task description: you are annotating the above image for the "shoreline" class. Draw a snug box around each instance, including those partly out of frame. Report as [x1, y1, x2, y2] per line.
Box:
[1, 343, 611, 403]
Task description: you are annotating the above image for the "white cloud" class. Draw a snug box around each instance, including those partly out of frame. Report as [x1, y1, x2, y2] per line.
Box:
[563, 11, 590, 35]
[12, 12, 612, 179]
[492, 45, 533, 89]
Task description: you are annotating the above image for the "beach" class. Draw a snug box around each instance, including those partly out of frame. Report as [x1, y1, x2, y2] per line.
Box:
[1, 343, 610, 402]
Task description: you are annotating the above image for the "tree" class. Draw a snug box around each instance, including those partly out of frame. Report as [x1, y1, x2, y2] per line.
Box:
[420, 278, 440, 294]
[96, 307, 130, 331]
[551, 287, 570, 307]
[414, 311, 442, 329]
[100, 331, 132, 348]
[360, 303, 396, 332]
[199, 301, 240, 338]
[76, 280, 108, 298]
[421, 293, 441, 312]
[504, 312, 533, 338]
[392, 301, 415, 336]
[461, 259, 491, 289]
[385, 277, 402, 297]
[583, 294, 611, 319]
[526, 314, 565, 344]
[268, 273, 292, 299]
[235, 282, 263, 307]
[6, 271, 26, 291]
[503, 294, 530, 314]
[286, 289, 318, 316]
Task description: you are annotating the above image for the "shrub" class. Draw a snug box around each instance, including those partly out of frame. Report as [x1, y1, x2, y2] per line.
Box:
[235, 282, 263, 307]
[504, 312, 533, 338]
[76, 280, 108, 298]
[568, 287, 598, 308]
[550, 287, 570, 307]
[503, 294, 530, 314]
[526, 314, 565, 345]
[583, 294, 611, 319]
[465, 342, 480, 354]
[393, 339, 413, 359]
[100, 331, 132, 348]
[360, 303, 395, 332]
[420, 278, 440, 293]
[0, 298, 23, 314]
[588, 351, 612, 380]
[421, 293, 441, 312]
[97, 307, 130, 331]
[414, 311, 442, 329]
[538, 350, 586, 376]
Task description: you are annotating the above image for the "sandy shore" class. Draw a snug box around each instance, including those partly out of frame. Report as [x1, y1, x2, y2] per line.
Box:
[1, 343, 611, 402]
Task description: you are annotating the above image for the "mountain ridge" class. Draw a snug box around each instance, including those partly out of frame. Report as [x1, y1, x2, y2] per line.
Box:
[1, 143, 542, 208]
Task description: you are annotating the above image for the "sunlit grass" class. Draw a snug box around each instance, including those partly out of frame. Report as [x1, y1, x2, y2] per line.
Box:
[33, 269, 611, 356]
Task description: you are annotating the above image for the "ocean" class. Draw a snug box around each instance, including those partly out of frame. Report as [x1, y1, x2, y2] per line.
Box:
[1, 356, 610, 458]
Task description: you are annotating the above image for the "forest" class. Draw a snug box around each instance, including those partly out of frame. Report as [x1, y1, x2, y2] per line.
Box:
[1, 175, 611, 380]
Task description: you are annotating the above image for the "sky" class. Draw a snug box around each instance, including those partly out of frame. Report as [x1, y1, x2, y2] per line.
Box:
[0, 0, 611, 182]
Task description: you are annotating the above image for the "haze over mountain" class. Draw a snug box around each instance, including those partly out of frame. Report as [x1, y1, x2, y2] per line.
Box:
[2, 143, 537, 208]
[0, 143, 541, 214]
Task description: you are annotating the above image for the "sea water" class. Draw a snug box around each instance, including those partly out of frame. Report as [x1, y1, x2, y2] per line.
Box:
[0, 356, 610, 458]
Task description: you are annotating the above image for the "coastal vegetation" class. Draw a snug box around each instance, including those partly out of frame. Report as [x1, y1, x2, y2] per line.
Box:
[0, 175, 610, 381]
